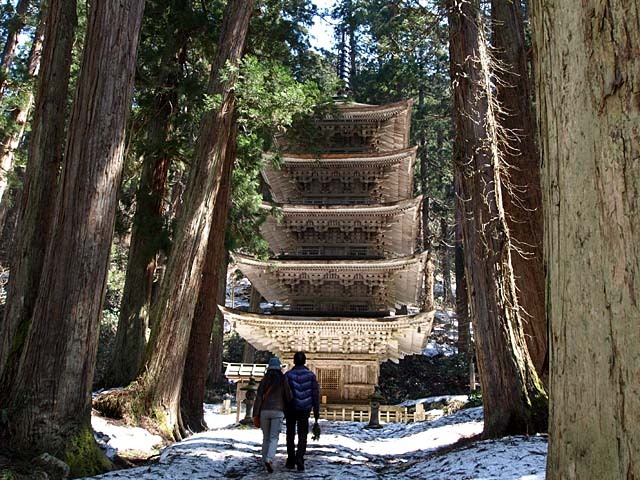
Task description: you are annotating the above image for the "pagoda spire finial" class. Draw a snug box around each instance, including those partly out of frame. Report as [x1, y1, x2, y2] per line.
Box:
[336, 25, 350, 98]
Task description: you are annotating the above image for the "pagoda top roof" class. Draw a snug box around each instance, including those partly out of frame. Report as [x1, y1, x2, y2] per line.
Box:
[323, 99, 414, 122]
[276, 99, 414, 154]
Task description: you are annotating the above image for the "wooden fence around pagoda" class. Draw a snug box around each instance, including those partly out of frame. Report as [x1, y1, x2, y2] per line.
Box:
[320, 404, 414, 423]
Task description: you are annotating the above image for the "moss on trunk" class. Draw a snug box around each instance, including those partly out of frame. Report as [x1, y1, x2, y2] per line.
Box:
[64, 425, 112, 478]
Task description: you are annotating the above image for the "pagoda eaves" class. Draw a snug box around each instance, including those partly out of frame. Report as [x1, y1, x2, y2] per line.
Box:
[262, 147, 417, 205]
[221, 306, 433, 364]
[259, 196, 422, 259]
[233, 251, 428, 314]
[276, 99, 414, 154]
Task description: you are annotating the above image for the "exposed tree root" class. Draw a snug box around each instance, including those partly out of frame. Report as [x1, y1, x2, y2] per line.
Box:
[92, 385, 175, 443]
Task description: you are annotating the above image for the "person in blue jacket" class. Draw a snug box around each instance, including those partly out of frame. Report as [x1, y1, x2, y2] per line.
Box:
[284, 351, 320, 472]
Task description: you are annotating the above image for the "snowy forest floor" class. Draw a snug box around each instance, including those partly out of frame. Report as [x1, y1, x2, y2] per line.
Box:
[85, 403, 548, 480]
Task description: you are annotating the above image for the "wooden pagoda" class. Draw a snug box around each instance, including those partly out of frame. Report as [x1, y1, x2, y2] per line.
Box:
[222, 100, 434, 403]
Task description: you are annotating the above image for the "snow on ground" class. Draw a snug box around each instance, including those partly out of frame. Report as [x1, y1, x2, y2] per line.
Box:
[85, 404, 547, 480]
[398, 394, 469, 408]
[92, 416, 164, 459]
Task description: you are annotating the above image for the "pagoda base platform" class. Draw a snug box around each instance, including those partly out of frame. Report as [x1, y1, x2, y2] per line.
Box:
[301, 355, 378, 403]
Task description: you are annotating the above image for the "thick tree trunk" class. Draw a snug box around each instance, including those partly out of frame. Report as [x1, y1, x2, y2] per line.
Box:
[207, 256, 228, 389]
[417, 91, 434, 313]
[491, 0, 546, 380]
[448, 0, 547, 438]
[181, 125, 237, 433]
[0, 172, 22, 267]
[0, 0, 33, 102]
[454, 184, 470, 357]
[421, 253, 435, 312]
[0, 18, 44, 213]
[440, 217, 453, 305]
[102, 113, 171, 387]
[103, 13, 189, 388]
[531, 2, 640, 478]
[136, 0, 254, 440]
[1, 1, 144, 475]
[0, 0, 77, 385]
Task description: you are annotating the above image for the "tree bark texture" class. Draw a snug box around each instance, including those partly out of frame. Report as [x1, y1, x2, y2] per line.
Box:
[0, 0, 76, 387]
[207, 256, 228, 389]
[181, 124, 237, 433]
[137, 0, 254, 439]
[417, 92, 434, 313]
[454, 181, 471, 357]
[103, 12, 190, 388]
[440, 217, 453, 305]
[102, 107, 171, 387]
[0, 0, 33, 102]
[0, 18, 43, 207]
[422, 253, 435, 312]
[491, 0, 547, 380]
[0, 172, 23, 267]
[2, 1, 144, 471]
[448, 0, 547, 438]
[531, 1, 639, 478]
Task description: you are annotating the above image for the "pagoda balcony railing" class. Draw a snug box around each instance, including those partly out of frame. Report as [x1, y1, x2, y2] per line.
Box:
[301, 197, 375, 205]
[290, 246, 373, 258]
[274, 302, 388, 314]
[270, 307, 391, 318]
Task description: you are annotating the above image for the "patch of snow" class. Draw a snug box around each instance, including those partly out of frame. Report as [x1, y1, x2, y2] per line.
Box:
[424, 339, 458, 357]
[202, 403, 236, 430]
[434, 310, 454, 323]
[91, 416, 163, 459]
[424, 409, 444, 419]
[399, 394, 469, 408]
[398, 435, 548, 480]
[84, 404, 547, 480]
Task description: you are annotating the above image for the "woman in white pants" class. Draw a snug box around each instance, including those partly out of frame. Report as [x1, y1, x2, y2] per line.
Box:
[253, 357, 292, 473]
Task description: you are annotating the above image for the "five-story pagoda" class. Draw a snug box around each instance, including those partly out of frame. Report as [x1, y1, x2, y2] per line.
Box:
[221, 99, 434, 403]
